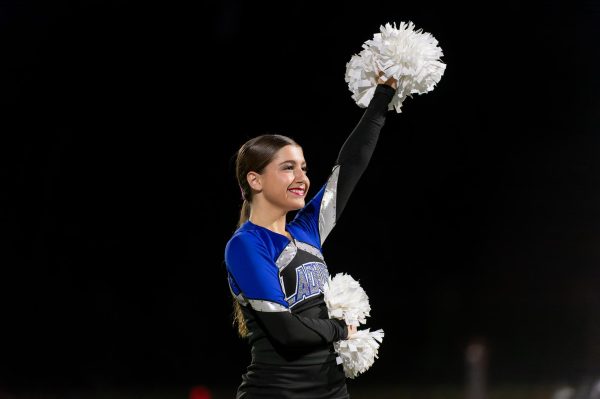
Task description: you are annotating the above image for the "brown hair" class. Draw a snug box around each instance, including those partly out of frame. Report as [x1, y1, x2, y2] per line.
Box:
[232, 134, 299, 338]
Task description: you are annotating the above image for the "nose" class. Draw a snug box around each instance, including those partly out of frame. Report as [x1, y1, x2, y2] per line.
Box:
[295, 167, 307, 181]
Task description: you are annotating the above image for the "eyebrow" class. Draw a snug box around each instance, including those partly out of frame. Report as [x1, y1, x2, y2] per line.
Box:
[279, 160, 307, 166]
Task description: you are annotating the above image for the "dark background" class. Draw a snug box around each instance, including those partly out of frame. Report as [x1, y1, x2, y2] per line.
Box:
[2, 0, 600, 396]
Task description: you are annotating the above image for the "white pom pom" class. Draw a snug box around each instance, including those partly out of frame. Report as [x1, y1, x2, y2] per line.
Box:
[323, 273, 371, 326]
[345, 21, 446, 113]
[324, 273, 385, 378]
[334, 328, 385, 379]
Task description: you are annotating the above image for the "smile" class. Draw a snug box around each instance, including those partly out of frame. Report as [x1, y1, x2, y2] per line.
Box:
[288, 188, 305, 196]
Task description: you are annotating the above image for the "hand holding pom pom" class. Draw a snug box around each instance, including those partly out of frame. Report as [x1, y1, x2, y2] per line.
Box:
[324, 273, 384, 378]
[377, 70, 398, 90]
[345, 21, 446, 112]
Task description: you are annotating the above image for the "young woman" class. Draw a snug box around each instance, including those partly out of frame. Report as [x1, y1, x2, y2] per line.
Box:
[224, 75, 398, 398]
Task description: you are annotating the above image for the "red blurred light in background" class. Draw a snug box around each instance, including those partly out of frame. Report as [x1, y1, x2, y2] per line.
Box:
[189, 385, 212, 399]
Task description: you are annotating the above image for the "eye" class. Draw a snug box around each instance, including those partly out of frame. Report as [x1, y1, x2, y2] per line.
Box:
[282, 164, 308, 172]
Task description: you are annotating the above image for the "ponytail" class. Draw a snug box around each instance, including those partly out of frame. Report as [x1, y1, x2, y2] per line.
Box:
[232, 299, 249, 338]
[237, 199, 251, 228]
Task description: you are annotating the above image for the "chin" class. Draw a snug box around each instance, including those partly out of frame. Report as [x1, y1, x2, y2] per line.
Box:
[288, 200, 305, 211]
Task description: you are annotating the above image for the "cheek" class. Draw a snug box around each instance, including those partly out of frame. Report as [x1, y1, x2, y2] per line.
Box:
[286, 174, 297, 185]
[277, 174, 295, 189]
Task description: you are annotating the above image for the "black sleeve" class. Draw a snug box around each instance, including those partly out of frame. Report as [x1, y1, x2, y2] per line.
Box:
[252, 310, 348, 348]
[335, 83, 396, 220]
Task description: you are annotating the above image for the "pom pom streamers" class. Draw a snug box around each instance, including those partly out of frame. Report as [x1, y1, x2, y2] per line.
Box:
[334, 329, 385, 379]
[323, 272, 371, 326]
[345, 21, 446, 112]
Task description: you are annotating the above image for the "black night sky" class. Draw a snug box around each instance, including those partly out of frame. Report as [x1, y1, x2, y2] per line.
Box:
[2, 0, 600, 397]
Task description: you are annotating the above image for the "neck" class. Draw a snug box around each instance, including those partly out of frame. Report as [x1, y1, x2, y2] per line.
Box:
[248, 199, 288, 236]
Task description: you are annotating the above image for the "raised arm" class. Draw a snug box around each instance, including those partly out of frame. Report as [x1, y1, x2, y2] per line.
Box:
[335, 82, 396, 222]
[290, 80, 396, 248]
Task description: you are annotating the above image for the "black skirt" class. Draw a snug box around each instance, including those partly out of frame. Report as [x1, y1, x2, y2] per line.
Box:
[236, 358, 349, 399]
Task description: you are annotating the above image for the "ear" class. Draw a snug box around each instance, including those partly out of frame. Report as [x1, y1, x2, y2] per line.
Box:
[246, 171, 262, 192]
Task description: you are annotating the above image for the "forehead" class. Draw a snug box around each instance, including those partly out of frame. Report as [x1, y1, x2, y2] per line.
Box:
[272, 144, 305, 162]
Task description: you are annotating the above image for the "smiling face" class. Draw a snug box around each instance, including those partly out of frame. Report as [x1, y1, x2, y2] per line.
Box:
[249, 144, 309, 212]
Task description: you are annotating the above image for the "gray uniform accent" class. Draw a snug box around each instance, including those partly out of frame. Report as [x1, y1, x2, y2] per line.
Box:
[248, 299, 290, 312]
[319, 165, 340, 245]
[275, 241, 297, 271]
[229, 282, 249, 306]
[296, 241, 324, 261]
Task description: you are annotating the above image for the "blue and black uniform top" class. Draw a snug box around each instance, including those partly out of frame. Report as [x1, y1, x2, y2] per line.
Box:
[225, 84, 396, 366]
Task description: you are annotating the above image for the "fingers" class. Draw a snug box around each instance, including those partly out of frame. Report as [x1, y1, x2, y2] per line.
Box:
[385, 76, 398, 90]
[347, 324, 358, 339]
[376, 70, 398, 89]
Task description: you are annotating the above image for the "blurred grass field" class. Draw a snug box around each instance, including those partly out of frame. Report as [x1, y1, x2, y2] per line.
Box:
[1, 383, 561, 399]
